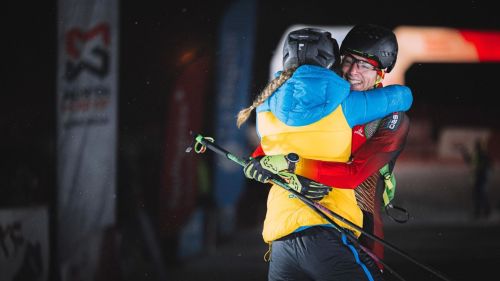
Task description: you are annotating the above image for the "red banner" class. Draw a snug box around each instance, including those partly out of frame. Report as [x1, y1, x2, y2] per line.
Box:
[159, 54, 211, 238]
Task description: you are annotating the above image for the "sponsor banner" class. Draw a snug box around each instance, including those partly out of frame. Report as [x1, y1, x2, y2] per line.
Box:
[56, 0, 118, 278]
[213, 0, 257, 235]
[158, 53, 210, 238]
[0, 206, 49, 281]
[388, 26, 500, 85]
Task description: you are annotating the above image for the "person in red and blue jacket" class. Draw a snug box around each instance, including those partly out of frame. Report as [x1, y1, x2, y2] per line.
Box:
[237, 26, 411, 281]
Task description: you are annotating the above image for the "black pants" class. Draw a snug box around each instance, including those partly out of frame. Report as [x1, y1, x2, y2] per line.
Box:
[268, 226, 383, 281]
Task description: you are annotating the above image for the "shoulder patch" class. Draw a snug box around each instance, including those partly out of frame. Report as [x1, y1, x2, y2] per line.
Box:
[354, 126, 365, 137]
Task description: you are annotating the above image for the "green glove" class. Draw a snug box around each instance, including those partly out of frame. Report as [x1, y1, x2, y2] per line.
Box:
[278, 172, 332, 201]
[244, 154, 298, 183]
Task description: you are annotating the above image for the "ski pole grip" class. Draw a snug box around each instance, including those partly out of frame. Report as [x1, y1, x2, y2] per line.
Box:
[194, 134, 247, 166]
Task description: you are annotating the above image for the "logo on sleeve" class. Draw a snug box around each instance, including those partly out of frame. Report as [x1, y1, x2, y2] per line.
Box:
[385, 112, 401, 130]
[354, 126, 365, 137]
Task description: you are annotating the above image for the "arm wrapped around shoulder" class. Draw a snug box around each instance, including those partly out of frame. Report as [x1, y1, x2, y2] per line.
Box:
[375, 85, 413, 112]
[344, 85, 413, 127]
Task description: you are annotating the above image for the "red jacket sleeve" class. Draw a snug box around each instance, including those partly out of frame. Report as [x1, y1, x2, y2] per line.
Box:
[251, 144, 265, 158]
[312, 112, 410, 188]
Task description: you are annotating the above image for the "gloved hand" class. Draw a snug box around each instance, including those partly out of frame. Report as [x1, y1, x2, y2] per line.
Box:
[278, 172, 332, 201]
[244, 154, 297, 183]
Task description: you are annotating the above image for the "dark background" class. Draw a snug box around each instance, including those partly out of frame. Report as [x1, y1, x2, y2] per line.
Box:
[4, 0, 500, 205]
[3, 0, 500, 280]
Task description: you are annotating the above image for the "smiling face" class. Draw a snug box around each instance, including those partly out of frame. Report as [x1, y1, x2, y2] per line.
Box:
[340, 53, 380, 91]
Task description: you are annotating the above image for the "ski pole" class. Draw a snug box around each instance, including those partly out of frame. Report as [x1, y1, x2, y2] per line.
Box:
[188, 133, 451, 281]
[187, 133, 405, 279]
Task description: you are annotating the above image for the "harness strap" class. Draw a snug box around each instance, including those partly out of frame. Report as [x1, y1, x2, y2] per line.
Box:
[379, 164, 395, 207]
[379, 164, 409, 223]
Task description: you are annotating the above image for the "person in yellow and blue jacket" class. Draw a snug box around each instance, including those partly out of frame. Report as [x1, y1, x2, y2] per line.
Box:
[237, 27, 412, 281]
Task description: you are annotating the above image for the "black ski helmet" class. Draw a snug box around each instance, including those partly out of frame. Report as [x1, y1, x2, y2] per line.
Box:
[340, 24, 398, 73]
[282, 28, 340, 70]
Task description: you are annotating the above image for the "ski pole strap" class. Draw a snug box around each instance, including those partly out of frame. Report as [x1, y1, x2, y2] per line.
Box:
[194, 136, 214, 154]
[194, 134, 247, 166]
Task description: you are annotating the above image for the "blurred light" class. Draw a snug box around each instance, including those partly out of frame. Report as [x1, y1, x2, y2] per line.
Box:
[178, 49, 198, 66]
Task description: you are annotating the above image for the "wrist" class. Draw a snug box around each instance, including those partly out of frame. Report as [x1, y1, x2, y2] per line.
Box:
[285, 153, 299, 172]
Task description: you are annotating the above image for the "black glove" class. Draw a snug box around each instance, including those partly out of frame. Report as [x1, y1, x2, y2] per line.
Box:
[278, 172, 332, 201]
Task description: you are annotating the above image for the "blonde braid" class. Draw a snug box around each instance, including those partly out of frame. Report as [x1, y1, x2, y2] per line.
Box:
[236, 67, 297, 128]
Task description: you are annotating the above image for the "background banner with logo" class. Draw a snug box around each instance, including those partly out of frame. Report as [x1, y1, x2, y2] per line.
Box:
[56, 0, 118, 279]
[159, 53, 211, 259]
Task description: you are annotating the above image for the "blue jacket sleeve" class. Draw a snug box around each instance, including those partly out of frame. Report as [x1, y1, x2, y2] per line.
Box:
[342, 85, 413, 128]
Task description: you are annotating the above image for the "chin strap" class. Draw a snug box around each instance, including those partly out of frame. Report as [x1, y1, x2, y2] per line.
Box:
[374, 74, 385, 88]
